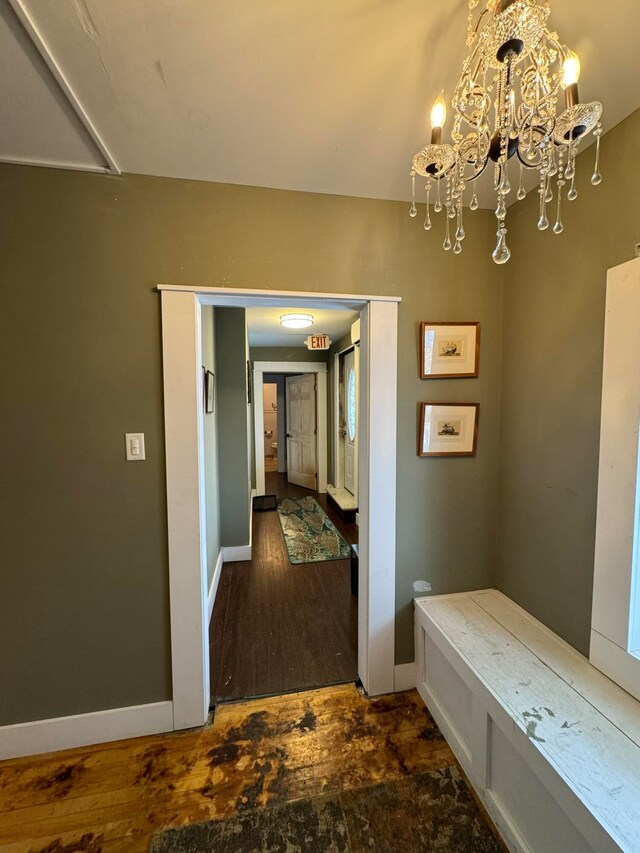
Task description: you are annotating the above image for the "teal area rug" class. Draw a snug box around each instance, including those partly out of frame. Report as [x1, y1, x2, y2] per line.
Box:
[150, 767, 503, 852]
[277, 496, 351, 564]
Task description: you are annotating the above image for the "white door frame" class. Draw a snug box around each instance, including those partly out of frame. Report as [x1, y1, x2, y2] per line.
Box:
[332, 352, 342, 488]
[332, 341, 356, 489]
[343, 346, 359, 502]
[159, 285, 399, 729]
[254, 362, 327, 497]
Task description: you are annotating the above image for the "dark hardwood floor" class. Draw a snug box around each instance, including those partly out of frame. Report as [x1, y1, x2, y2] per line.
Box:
[210, 473, 358, 704]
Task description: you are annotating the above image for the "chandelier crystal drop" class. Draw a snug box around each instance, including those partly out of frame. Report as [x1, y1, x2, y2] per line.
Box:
[409, 0, 603, 263]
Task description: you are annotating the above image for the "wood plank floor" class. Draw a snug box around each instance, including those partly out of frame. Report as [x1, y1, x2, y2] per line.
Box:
[210, 473, 358, 703]
[0, 685, 465, 852]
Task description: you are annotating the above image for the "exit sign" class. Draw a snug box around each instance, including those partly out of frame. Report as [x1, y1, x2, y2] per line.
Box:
[305, 334, 332, 350]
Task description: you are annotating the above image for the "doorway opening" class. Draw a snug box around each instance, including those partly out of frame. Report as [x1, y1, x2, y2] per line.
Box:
[254, 361, 328, 498]
[262, 384, 284, 474]
[212, 311, 355, 703]
[160, 285, 399, 731]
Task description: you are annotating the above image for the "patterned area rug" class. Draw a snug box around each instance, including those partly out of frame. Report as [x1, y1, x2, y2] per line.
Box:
[277, 496, 351, 564]
[150, 766, 502, 852]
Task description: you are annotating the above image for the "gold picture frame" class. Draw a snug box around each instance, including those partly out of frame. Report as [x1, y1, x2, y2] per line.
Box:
[418, 402, 479, 457]
[420, 322, 480, 379]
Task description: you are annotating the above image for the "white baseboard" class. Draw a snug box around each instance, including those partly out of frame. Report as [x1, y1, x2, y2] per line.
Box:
[394, 662, 416, 692]
[0, 700, 174, 761]
[208, 549, 224, 623]
[222, 544, 251, 562]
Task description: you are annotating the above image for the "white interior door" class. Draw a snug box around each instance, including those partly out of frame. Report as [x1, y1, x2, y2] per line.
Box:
[344, 347, 359, 500]
[286, 374, 317, 489]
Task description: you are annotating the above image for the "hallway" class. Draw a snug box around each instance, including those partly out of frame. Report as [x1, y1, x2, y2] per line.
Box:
[209, 474, 358, 703]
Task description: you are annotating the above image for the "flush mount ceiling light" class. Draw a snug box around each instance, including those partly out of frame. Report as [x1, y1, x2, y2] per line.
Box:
[280, 313, 314, 329]
[409, 0, 603, 264]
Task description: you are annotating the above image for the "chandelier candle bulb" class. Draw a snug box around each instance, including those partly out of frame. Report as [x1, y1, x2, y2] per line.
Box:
[430, 94, 447, 130]
[429, 94, 447, 145]
[563, 50, 581, 109]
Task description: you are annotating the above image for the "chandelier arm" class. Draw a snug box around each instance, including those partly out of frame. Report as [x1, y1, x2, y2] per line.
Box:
[464, 156, 491, 181]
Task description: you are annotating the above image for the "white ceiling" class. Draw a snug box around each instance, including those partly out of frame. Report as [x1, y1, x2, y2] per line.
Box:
[0, 2, 103, 169]
[247, 307, 358, 348]
[2, 0, 639, 207]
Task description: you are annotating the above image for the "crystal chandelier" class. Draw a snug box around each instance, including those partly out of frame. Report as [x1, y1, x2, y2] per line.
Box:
[409, 0, 603, 264]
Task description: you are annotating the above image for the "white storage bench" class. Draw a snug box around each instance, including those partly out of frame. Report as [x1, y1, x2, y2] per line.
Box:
[414, 590, 640, 853]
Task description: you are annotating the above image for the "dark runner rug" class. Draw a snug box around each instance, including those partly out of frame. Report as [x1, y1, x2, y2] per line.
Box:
[150, 766, 502, 852]
[276, 496, 351, 564]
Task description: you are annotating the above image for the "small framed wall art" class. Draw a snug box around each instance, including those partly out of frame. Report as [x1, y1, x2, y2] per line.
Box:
[419, 402, 479, 457]
[204, 369, 215, 414]
[420, 322, 480, 379]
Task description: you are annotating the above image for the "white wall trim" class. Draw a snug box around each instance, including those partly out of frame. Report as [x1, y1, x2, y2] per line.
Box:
[590, 629, 640, 703]
[255, 361, 328, 374]
[0, 701, 173, 761]
[208, 550, 224, 623]
[161, 291, 210, 730]
[357, 301, 398, 696]
[591, 257, 640, 700]
[6, 0, 120, 175]
[316, 371, 328, 495]
[158, 284, 401, 304]
[160, 286, 400, 721]
[253, 361, 328, 497]
[254, 372, 265, 495]
[394, 662, 416, 692]
[0, 155, 110, 174]
[331, 352, 341, 487]
[222, 544, 252, 562]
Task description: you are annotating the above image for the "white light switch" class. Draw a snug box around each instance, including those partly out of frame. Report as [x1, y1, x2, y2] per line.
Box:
[125, 433, 146, 461]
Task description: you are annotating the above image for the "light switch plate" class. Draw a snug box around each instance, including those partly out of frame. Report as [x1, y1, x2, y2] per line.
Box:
[125, 433, 146, 461]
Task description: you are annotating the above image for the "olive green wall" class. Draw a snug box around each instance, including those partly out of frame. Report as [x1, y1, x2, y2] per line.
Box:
[329, 333, 354, 356]
[0, 168, 172, 726]
[0, 164, 502, 725]
[215, 308, 251, 547]
[250, 347, 330, 364]
[496, 108, 640, 655]
[201, 306, 221, 586]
